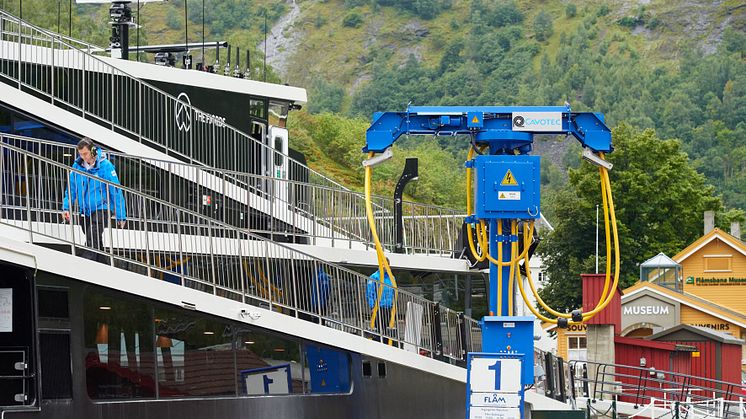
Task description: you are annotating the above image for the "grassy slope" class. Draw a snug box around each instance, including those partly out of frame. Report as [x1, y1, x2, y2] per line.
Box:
[280, 0, 744, 196]
[286, 0, 744, 100]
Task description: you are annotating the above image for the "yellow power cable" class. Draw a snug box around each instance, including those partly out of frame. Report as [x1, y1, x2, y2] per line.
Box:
[519, 157, 616, 319]
[516, 164, 620, 323]
[463, 148, 620, 325]
[497, 221, 503, 316]
[508, 220, 518, 316]
[596, 154, 613, 306]
[364, 152, 398, 339]
[477, 219, 531, 266]
[465, 147, 487, 263]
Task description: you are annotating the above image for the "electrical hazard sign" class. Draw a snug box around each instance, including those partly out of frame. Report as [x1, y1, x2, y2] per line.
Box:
[500, 170, 518, 186]
[467, 112, 483, 128]
[498, 191, 520, 200]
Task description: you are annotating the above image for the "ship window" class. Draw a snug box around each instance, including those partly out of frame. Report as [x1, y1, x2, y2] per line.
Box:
[274, 136, 284, 167]
[154, 308, 235, 397]
[249, 99, 267, 120]
[377, 362, 386, 378]
[268, 102, 288, 128]
[38, 289, 69, 319]
[0, 107, 10, 132]
[83, 291, 156, 400]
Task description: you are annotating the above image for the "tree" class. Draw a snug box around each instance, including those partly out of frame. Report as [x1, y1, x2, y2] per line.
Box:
[308, 78, 345, 114]
[533, 11, 554, 42]
[565, 4, 577, 18]
[538, 125, 722, 314]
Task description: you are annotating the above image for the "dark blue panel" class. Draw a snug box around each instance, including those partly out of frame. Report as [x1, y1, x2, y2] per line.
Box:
[305, 345, 351, 394]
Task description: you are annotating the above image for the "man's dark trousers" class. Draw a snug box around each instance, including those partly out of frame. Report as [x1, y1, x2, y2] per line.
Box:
[78, 210, 110, 265]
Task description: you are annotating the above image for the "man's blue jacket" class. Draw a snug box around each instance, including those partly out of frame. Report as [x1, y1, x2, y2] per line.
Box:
[367, 270, 394, 309]
[62, 152, 126, 220]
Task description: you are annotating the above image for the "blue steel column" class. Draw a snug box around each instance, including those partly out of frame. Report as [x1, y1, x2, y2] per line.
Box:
[488, 219, 498, 316]
[488, 219, 512, 316]
[501, 220, 513, 315]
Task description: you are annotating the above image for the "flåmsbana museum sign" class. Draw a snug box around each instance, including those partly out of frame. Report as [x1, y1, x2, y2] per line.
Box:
[689, 277, 746, 286]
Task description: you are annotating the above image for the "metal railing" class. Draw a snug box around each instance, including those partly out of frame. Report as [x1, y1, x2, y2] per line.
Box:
[569, 360, 746, 418]
[0, 141, 480, 362]
[4, 134, 466, 255]
[0, 9, 345, 192]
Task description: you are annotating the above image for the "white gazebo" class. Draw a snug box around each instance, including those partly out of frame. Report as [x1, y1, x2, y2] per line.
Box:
[640, 252, 682, 291]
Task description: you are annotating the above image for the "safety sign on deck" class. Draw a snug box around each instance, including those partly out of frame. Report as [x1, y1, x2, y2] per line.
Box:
[500, 170, 518, 186]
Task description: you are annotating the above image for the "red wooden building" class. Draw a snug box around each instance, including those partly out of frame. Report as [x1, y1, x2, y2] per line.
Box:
[649, 324, 744, 391]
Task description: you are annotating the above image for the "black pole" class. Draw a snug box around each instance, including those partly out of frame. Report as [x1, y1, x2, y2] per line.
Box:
[184, 0, 188, 57]
[393, 158, 418, 253]
[432, 302, 443, 359]
[244, 49, 250, 78]
[457, 312, 467, 361]
[201, 0, 205, 65]
[68, 0, 71, 37]
[57, 0, 60, 34]
[19, 0, 21, 20]
[464, 275, 472, 318]
[136, 0, 139, 61]
[263, 11, 267, 81]
[234, 46, 239, 77]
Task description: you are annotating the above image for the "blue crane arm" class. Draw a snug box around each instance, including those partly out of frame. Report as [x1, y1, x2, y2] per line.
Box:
[363, 105, 613, 154]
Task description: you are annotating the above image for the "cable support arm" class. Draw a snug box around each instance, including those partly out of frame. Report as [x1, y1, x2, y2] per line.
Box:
[363, 105, 613, 155]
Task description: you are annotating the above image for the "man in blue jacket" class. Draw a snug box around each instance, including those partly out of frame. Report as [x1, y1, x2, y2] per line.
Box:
[367, 259, 395, 340]
[62, 138, 126, 264]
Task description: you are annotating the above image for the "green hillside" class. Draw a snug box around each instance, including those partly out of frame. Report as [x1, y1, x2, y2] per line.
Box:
[3, 0, 746, 312]
[2, 0, 746, 213]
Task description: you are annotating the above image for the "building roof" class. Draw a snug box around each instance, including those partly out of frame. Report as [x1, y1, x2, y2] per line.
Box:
[673, 228, 746, 262]
[640, 252, 680, 268]
[622, 281, 746, 329]
[615, 335, 696, 351]
[648, 324, 745, 345]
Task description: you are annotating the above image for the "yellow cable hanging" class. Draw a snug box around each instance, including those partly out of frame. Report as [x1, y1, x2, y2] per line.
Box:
[519, 170, 612, 318]
[364, 152, 399, 340]
[596, 153, 613, 306]
[465, 147, 487, 263]
[508, 220, 518, 316]
[497, 221, 503, 316]
[516, 164, 620, 323]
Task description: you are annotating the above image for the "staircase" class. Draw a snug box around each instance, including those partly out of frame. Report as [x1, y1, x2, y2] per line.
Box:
[4, 133, 465, 255]
[0, 140, 481, 362]
[0, 10, 465, 256]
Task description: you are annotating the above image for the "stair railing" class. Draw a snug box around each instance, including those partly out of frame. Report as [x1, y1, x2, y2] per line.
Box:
[0, 140, 480, 362]
[4, 134, 465, 255]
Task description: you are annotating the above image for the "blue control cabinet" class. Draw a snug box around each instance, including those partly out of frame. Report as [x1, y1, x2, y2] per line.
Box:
[481, 316, 535, 387]
[474, 155, 541, 220]
[305, 345, 351, 394]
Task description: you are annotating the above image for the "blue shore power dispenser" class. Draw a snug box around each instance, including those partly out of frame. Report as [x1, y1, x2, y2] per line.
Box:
[362, 106, 618, 418]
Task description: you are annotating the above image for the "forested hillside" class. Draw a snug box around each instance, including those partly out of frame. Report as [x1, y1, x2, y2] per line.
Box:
[3, 0, 744, 211]
[2, 0, 745, 301]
